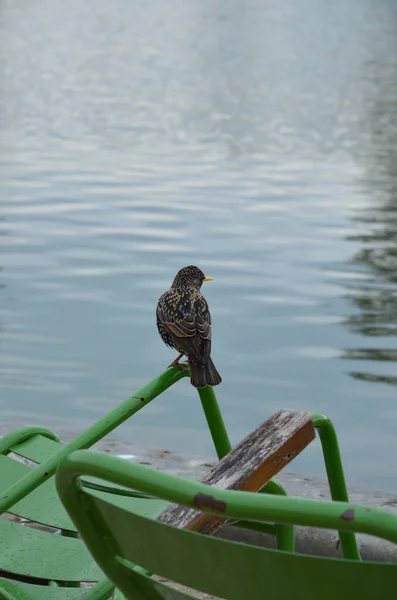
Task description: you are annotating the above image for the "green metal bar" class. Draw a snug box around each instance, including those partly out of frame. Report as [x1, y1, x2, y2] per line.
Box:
[231, 484, 285, 546]
[311, 413, 360, 561]
[197, 386, 232, 459]
[112, 589, 127, 600]
[259, 484, 294, 552]
[225, 515, 295, 550]
[274, 523, 294, 552]
[82, 480, 150, 499]
[259, 478, 294, 551]
[57, 451, 397, 546]
[262, 478, 287, 496]
[61, 528, 78, 538]
[0, 367, 187, 516]
[0, 427, 60, 455]
[80, 577, 116, 600]
[228, 519, 277, 536]
[0, 590, 17, 600]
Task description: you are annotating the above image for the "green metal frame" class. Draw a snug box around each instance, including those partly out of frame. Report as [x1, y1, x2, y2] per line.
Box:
[197, 390, 359, 558]
[0, 367, 289, 598]
[0, 368, 188, 600]
[311, 413, 360, 560]
[0, 368, 290, 539]
[56, 451, 397, 600]
[0, 365, 360, 598]
[0, 427, 60, 453]
[0, 368, 185, 514]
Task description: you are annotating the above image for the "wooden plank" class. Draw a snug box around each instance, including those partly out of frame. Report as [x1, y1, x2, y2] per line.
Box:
[157, 409, 315, 535]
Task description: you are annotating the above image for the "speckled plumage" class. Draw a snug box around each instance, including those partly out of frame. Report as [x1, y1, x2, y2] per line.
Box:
[156, 266, 222, 388]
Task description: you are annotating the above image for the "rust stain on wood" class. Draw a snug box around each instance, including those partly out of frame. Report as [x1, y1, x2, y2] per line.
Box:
[193, 493, 227, 513]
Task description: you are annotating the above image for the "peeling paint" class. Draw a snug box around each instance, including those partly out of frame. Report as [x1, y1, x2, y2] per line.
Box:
[193, 492, 226, 513]
[340, 509, 355, 522]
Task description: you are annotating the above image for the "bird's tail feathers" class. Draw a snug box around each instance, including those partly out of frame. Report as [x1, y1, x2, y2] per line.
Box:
[189, 357, 222, 388]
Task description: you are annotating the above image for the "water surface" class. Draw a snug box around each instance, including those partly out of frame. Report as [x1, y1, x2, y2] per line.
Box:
[1, 0, 397, 490]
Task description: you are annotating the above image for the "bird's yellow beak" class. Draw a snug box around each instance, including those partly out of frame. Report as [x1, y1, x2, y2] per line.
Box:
[204, 276, 213, 282]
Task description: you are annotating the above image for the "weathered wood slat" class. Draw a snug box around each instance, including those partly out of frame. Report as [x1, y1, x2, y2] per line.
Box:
[157, 409, 315, 534]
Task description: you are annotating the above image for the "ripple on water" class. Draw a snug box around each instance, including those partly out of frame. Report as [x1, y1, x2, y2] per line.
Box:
[1, 0, 397, 489]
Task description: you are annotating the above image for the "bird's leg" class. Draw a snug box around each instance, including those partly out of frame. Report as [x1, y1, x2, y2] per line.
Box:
[168, 353, 187, 371]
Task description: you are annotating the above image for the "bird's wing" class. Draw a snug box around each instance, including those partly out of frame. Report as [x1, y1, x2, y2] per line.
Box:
[157, 293, 212, 364]
[156, 303, 196, 338]
[193, 296, 212, 363]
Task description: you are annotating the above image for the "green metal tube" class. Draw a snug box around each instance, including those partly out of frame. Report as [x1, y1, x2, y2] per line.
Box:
[229, 514, 294, 552]
[0, 590, 19, 600]
[275, 523, 295, 552]
[259, 483, 294, 551]
[260, 482, 294, 551]
[58, 451, 397, 546]
[228, 519, 277, 536]
[231, 492, 294, 551]
[197, 387, 293, 550]
[197, 386, 232, 459]
[0, 367, 187, 516]
[112, 588, 128, 600]
[311, 413, 360, 561]
[0, 427, 60, 455]
[81, 578, 116, 600]
[262, 478, 287, 496]
[196, 388, 289, 499]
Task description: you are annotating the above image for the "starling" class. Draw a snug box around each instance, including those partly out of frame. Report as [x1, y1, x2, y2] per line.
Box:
[156, 265, 222, 388]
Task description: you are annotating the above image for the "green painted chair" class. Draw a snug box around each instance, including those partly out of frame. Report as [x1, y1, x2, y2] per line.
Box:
[0, 364, 359, 598]
[56, 450, 397, 600]
[0, 367, 302, 599]
[0, 369, 191, 599]
[0, 405, 313, 599]
[0, 369, 184, 599]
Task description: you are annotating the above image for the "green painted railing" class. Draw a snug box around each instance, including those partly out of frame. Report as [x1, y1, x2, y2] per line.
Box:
[312, 413, 360, 560]
[0, 366, 358, 559]
[0, 367, 186, 514]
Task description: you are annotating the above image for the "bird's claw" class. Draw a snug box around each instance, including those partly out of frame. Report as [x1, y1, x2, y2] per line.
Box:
[168, 361, 188, 372]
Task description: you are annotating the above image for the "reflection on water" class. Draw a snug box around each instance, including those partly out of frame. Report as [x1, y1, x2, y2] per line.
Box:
[343, 49, 397, 387]
[1, 0, 397, 490]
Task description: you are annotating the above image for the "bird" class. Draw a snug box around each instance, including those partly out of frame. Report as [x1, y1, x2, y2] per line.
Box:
[156, 265, 222, 388]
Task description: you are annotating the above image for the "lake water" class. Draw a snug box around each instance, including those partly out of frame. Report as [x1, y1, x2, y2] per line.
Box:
[1, 0, 397, 491]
